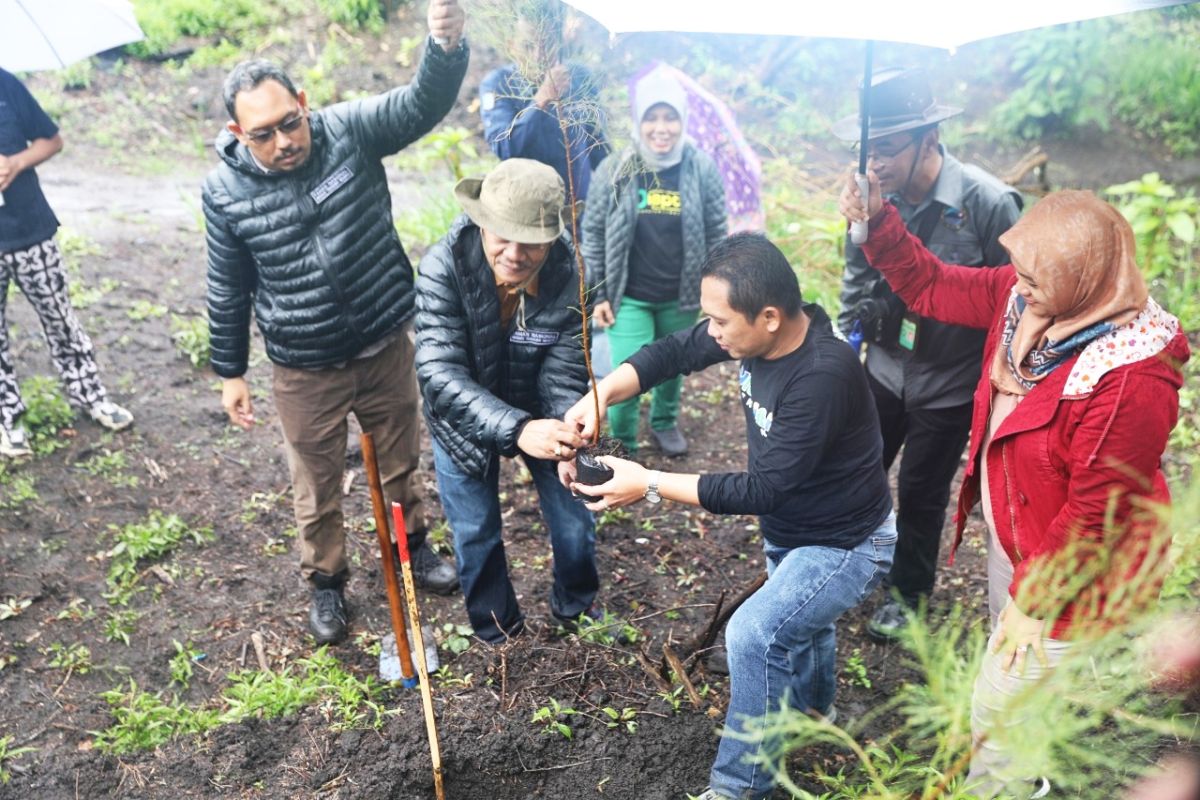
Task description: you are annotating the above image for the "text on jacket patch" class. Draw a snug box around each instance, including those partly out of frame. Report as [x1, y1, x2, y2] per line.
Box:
[310, 165, 354, 205]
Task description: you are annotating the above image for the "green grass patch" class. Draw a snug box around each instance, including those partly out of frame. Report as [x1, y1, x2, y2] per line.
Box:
[395, 194, 462, 256]
[94, 647, 388, 754]
[0, 735, 36, 785]
[18, 376, 75, 456]
[1111, 13, 1200, 156]
[0, 469, 38, 510]
[316, 0, 385, 31]
[129, 0, 276, 59]
[104, 512, 213, 606]
[761, 163, 846, 314]
[171, 314, 211, 369]
[77, 449, 140, 488]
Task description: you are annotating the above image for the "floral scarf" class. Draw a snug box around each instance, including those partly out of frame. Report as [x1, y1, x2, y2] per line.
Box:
[991, 191, 1149, 396]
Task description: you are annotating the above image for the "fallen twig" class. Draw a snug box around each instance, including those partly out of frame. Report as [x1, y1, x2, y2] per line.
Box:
[251, 631, 271, 673]
[662, 645, 704, 709]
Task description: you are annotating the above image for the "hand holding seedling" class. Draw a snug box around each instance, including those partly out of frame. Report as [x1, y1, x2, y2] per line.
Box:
[517, 418, 582, 461]
[427, 0, 464, 51]
[574, 455, 648, 510]
[591, 300, 615, 328]
[533, 64, 572, 109]
[565, 362, 639, 440]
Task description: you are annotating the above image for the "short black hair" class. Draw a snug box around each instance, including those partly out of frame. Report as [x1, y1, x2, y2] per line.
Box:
[701, 233, 802, 321]
[222, 60, 298, 122]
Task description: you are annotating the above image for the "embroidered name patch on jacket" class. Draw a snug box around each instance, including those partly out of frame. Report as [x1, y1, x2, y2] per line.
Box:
[509, 329, 560, 346]
[310, 165, 354, 205]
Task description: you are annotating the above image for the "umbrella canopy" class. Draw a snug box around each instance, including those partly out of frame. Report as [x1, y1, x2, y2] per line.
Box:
[562, 0, 1195, 50]
[0, 0, 144, 73]
[630, 62, 765, 233]
[566, 0, 1197, 241]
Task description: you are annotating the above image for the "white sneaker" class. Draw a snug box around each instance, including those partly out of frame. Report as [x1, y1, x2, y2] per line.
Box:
[88, 401, 134, 432]
[0, 424, 32, 457]
[691, 790, 733, 800]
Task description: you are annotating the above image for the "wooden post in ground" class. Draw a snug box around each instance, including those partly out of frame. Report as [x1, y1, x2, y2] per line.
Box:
[361, 433, 416, 687]
[391, 502, 445, 800]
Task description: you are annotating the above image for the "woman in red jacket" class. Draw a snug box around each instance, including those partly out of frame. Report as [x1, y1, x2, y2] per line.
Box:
[841, 178, 1189, 798]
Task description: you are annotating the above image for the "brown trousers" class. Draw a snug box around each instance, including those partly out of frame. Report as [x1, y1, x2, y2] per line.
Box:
[272, 330, 425, 583]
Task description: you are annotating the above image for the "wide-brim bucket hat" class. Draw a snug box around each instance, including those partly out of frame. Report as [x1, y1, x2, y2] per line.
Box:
[831, 67, 962, 142]
[454, 158, 569, 244]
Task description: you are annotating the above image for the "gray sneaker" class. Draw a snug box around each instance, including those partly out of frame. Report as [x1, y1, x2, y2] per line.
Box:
[651, 426, 688, 457]
[88, 400, 134, 432]
[0, 424, 32, 458]
[867, 598, 911, 642]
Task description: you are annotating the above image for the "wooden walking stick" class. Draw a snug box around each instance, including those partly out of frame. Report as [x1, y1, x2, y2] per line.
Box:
[391, 501, 446, 800]
[360, 433, 417, 688]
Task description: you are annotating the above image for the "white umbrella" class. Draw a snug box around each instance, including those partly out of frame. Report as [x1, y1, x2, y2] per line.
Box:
[0, 0, 144, 73]
[561, 0, 1194, 50]
[563, 0, 1197, 241]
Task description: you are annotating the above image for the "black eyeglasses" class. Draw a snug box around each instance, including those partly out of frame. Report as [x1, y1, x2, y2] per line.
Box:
[854, 132, 923, 161]
[244, 110, 306, 145]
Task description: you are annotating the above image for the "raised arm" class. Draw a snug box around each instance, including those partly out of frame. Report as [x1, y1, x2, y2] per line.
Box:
[840, 170, 1014, 330]
[353, 1, 469, 160]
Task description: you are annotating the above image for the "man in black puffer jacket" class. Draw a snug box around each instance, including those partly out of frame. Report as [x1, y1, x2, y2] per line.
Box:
[415, 158, 599, 644]
[203, 1, 466, 645]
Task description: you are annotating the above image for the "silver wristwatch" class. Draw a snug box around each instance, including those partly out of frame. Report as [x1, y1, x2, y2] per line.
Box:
[644, 470, 663, 504]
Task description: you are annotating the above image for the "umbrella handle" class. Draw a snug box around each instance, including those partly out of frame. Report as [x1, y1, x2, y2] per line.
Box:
[849, 172, 870, 245]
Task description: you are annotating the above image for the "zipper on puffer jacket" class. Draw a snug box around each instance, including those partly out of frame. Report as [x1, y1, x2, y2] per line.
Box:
[294, 181, 364, 344]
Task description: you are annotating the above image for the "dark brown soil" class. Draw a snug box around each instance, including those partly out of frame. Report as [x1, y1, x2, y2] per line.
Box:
[0, 5, 1187, 800]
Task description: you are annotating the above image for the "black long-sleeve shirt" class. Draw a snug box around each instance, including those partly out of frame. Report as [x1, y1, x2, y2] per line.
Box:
[626, 305, 892, 549]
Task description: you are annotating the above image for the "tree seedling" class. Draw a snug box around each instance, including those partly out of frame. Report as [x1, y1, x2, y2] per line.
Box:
[531, 698, 576, 739]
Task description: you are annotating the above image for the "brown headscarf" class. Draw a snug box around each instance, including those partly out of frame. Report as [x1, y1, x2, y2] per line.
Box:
[990, 190, 1149, 396]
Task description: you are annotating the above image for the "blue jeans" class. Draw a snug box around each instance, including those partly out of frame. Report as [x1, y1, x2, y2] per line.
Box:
[709, 513, 897, 799]
[432, 440, 599, 644]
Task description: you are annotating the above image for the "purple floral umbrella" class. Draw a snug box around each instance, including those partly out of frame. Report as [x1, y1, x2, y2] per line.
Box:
[629, 61, 765, 233]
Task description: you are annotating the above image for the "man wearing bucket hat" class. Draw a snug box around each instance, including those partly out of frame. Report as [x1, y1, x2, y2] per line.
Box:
[414, 158, 600, 644]
[833, 67, 1022, 641]
[203, 0, 467, 646]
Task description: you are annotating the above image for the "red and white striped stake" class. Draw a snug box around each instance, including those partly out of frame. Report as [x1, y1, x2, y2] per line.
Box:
[391, 502, 445, 800]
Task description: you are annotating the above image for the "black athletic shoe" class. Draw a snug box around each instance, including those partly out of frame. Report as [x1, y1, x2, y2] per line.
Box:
[309, 587, 348, 645]
[409, 541, 460, 595]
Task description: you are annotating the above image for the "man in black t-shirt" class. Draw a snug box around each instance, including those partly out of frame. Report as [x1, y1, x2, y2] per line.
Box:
[563, 233, 896, 800]
[0, 68, 133, 457]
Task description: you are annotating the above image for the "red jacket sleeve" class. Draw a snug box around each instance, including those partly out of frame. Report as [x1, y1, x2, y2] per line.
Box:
[860, 203, 1016, 331]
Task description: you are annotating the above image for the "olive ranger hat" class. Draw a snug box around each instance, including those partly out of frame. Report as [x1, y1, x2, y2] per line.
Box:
[831, 67, 962, 142]
[454, 158, 569, 244]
